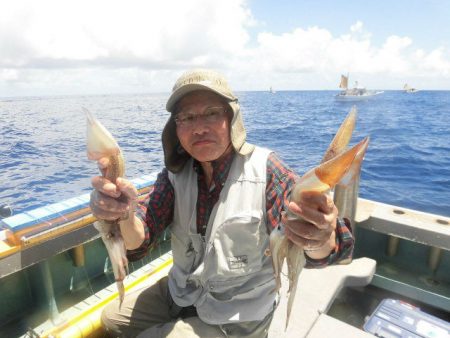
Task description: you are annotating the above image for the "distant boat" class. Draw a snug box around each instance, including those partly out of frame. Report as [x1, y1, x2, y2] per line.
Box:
[335, 74, 383, 100]
[269, 86, 276, 94]
[403, 83, 419, 93]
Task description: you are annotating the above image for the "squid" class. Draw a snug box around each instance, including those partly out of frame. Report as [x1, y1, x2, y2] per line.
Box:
[85, 108, 128, 308]
[268, 106, 369, 330]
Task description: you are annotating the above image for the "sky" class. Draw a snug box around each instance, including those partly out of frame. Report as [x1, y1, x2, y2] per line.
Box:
[1, 0, 449, 97]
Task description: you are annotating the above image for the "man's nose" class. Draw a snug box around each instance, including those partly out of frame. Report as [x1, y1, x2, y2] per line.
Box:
[191, 118, 210, 134]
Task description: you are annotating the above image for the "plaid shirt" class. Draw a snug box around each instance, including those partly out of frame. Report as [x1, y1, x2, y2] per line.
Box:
[128, 151, 354, 267]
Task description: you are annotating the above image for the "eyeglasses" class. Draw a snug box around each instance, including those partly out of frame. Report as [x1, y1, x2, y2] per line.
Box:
[174, 106, 228, 128]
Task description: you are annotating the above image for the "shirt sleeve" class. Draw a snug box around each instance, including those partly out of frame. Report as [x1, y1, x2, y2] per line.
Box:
[126, 168, 174, 261]
[266, 152, 297, 232]
[265, 152, 355, 268]
[304, 218, 354, 268]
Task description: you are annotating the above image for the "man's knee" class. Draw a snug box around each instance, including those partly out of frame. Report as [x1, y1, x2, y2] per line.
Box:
[101, 301, 123, 335]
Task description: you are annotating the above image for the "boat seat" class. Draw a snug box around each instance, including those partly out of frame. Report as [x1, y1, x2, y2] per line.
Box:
[306, 313, 374, 338]
[269, 257, 376, 337]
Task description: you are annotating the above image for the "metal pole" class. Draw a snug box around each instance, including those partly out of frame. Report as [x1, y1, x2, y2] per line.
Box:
[38, 260, 62, 325]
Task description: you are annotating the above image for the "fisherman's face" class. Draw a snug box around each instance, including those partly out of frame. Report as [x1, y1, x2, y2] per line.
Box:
[175, 90, 232, 163]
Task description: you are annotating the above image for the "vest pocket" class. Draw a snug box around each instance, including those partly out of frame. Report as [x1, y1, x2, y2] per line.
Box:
[209, 210, 266, 277]
[170, 230, 198, 287]
[198, 274, 276, 324]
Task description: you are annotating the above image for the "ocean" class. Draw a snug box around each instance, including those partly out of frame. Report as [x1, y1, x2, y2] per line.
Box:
[1, 90, 449, 217]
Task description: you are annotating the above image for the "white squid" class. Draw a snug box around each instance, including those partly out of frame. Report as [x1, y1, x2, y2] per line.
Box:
[85, 108, 128, 307]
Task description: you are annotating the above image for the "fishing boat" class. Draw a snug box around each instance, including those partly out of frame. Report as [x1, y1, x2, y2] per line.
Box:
[1, 174, 448, 337]
[336, 74, 383, 100]
[404, 83, 420, 93]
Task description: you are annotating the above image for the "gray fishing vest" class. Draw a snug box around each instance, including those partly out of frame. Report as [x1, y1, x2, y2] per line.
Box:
[167, 146, 276, 324]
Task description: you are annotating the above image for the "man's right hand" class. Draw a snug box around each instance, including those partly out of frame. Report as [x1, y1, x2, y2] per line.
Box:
[89, 157, 138, 221]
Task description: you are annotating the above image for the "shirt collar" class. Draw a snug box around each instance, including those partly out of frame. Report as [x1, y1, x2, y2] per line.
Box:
[193, 149, 235, 186]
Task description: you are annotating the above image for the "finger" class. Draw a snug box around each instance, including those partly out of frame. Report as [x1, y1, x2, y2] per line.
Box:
[285, 229, 323, 250]
[289, 200, 337, 230]
[285, 201, 302, 219]
[116, 177, 138, 201]
[286, 220, 331, 241]
[300, 191, 334, 213]
[90, 195, 120, 221]
[96, 192, 129, 213]
[97, 157, 110, 176]
[97, 157, 110, 170]
[90, 191, 129, 220]
[91, 176, 121, 198]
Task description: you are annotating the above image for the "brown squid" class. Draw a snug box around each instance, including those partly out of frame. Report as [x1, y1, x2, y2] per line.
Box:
[268, 106, 369, 330]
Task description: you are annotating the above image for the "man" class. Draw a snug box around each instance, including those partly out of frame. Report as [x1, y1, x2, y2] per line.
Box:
[90, 69, 354, 337]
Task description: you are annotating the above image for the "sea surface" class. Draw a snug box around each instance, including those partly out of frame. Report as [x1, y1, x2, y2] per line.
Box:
[1, 91, 449, 217]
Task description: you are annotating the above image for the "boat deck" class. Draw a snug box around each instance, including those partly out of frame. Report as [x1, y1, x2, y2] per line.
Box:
[27, 250, 377, 338]
[269, 257, 376, 337]
[1, 177, 448, 337]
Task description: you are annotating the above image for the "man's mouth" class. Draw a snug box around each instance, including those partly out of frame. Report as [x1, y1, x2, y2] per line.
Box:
[192, 139, 214, 146]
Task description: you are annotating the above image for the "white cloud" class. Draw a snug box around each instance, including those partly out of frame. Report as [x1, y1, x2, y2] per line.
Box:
[0, 0, 254, 95]
[0, 69, 19, 81]
[235, 21, 450, 90]
[0, 0, 252, 68]
[421, 48, 450, 75]
[1, 1, 449, 95]
[350, 21, 363, 33]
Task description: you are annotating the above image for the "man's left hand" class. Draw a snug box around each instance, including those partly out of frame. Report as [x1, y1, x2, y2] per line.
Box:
[281, 191, 338, 259]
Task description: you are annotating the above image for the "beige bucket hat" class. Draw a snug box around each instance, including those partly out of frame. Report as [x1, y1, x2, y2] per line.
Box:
[162, 69, 254, 173]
